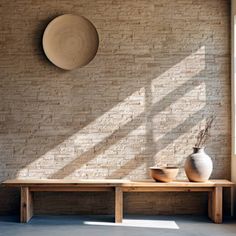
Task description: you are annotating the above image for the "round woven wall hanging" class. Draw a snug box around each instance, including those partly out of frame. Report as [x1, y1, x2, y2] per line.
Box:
[42, 14, 99, 70]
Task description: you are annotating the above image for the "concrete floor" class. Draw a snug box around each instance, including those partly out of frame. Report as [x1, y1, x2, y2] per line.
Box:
[0, 215, 235, 236]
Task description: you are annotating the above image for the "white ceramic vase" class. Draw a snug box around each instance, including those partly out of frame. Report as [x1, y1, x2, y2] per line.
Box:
[184, 147, 213, 182]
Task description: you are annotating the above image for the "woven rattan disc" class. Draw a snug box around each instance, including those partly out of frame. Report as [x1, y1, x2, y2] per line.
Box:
[43, 14, 99, 70]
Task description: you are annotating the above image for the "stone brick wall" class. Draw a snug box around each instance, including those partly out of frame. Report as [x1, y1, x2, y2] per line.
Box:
[0, 0, 231, 215]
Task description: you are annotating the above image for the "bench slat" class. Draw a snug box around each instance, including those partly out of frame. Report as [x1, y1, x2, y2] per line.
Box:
[2, 179, 234, 188]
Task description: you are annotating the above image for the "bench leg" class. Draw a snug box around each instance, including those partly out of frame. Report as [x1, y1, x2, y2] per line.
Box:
[211, 186, 223, 224]
[115, 187, 123, 223]
[21, 187, 33, 223]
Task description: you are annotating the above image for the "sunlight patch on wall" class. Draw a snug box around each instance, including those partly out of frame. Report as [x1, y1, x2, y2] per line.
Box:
[66, 123, 147, 179]
[152, 82, 206, 142]
[153, 119, 203, 178]
[121, 163, 147, 179]
[151, 46, 206, 105]
[16, 87, 146, 178]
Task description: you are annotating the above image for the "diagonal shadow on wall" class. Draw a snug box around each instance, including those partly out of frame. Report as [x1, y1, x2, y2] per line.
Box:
[50, 76, 204, 178]
[107, 107, 206, 178]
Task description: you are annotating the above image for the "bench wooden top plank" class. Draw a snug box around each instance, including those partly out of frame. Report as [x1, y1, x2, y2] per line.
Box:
[2, 179, 234, 187]
[2, 179, 127, 187]
[120, 179, 234, 187]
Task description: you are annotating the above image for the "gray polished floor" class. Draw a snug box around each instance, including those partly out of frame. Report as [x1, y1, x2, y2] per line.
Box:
[0, 215, 235, 236]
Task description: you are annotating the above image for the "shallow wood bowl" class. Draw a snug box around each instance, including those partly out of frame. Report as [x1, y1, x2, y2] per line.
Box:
[150, 166, 179, 183]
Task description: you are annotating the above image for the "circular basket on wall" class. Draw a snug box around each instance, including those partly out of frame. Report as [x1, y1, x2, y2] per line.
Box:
[42, 14, 99, 70]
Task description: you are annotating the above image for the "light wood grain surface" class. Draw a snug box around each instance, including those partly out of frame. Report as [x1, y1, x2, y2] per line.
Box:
[2, 179, 234, 187]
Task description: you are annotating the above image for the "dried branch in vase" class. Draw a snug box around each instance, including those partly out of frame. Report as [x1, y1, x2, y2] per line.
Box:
[195, 115, 215, 148]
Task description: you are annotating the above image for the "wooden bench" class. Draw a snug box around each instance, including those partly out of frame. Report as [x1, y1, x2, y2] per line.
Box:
[2, 179, 234, 224]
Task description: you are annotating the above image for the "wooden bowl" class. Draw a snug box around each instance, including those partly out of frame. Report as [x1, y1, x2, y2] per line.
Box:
[42, 14, 99, 70]
[150, 166, 179, 183]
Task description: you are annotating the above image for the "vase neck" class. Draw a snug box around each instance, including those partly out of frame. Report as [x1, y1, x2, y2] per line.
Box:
[193, 147, 205, 153]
